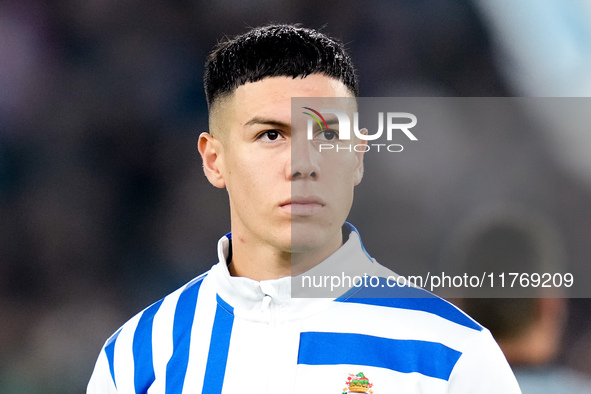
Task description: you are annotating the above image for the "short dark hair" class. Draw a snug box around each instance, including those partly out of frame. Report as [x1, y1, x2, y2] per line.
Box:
[204, 24, 358, 108]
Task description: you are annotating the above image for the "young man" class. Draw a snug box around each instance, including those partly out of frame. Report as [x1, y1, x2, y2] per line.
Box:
[88, 24, 521, 393]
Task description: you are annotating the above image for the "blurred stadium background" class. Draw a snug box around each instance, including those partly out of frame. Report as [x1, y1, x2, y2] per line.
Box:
[2, 0, 591, 392]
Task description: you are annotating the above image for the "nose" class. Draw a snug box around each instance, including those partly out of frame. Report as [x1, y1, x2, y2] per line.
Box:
[289, 135, 320, 181]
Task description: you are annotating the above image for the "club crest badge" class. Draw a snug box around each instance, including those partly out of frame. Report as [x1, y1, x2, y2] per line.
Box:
[342, 372, 373, 393]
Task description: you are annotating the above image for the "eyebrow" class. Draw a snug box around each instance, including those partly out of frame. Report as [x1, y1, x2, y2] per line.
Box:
[244, 116, 290, 128]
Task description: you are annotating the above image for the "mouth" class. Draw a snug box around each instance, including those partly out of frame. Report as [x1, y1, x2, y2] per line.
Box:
[280, 196, 325, 216]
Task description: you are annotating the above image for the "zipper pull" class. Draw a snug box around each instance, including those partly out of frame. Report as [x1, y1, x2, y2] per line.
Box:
[261, 294, 272, 311]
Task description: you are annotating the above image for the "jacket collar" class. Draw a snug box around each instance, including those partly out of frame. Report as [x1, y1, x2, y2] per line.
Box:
[210, 223, 376, 321]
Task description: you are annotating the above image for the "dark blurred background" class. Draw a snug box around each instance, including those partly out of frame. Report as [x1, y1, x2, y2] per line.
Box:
[2, 0, 591, 392]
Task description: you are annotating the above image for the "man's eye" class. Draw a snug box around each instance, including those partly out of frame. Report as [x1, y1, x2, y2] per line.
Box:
[259, 130, 282, 141]
[317, 129, 338, 141]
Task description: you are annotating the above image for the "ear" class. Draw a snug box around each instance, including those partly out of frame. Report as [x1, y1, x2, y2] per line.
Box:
[353, 129, 367, 186]
[198, 132, 226, 188]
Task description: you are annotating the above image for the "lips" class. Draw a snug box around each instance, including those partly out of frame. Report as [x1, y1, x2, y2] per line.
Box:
[280, 196, 325, 216]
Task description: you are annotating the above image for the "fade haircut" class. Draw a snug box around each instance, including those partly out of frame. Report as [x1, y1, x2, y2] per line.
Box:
[204, 24, 358, 108]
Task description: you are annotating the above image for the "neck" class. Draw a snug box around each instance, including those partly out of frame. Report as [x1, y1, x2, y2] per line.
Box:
[228, 233, 292, 280]
[499, 324, 557, 366]
[228, 226, 344, 281]
[500, 297, 564, 366]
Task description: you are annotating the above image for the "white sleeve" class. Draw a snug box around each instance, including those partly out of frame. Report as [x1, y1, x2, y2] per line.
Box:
[447, 329, 522, 393]
[87, 349, 118, 394]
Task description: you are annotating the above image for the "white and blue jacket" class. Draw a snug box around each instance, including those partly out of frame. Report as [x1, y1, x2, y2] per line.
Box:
[88, 226, 521, 393]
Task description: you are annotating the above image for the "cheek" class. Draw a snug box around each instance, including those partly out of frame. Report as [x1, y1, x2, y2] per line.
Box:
[226, 154, 268, 198]
[336, 158, 360, 203]
[326, 154, 359, 182]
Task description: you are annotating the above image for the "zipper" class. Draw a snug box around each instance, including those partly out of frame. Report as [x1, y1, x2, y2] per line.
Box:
[262, 293, 277, 394]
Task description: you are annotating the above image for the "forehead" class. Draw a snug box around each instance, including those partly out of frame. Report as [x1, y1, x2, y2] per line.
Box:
[212, 74, 353, 128]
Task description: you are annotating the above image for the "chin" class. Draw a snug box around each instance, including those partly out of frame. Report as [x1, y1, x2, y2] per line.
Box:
[272, 232, 320, 253]
[288, 221, 341, 253]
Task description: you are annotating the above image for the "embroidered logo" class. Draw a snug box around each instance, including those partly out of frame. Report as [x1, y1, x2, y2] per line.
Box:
[342, 372, 373, 393]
